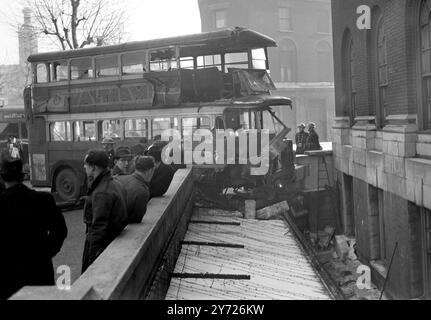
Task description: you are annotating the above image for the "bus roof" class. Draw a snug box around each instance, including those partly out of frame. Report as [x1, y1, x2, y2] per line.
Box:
[28, 27, 277, 63]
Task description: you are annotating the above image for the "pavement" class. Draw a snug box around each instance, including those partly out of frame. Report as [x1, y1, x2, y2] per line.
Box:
[53, 208, 85, 284]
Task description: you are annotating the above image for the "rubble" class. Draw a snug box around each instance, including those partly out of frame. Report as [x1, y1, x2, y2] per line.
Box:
[308, 238, 384, 300]
[334, 235, 357, 261]
[256, 201, 290, 220]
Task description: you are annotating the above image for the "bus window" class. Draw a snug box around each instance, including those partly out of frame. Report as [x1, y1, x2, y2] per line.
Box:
[180, 56, 194, 69]
[215, 116, 225, 129]
[255, 111, 263, 129]
[197, 54, 222, 71]
[36, 63, 49, 83]
[74, 121, 96, 142]
[96, 55, 120, 77]
[240, 112, 252, 130]
[50, 122, 72, 141]
[225, 52, 249, 70]
[149, 48, 177, 72]
[51, 61, 68, 82]
[71, 58, 94, 80]
[100, 120, 122, 140]
[252, 48, 267, 70]
[122, 51, 146, 74]
[182, 117, 210, 136]
[125, 119, 148, 138]
[262, 110, 283, 135]
[152, 117, 178, 137]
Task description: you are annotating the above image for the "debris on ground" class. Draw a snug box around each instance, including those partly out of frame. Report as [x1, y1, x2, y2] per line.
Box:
[256, 201, 290, 220]
[305, 232, 385, 300]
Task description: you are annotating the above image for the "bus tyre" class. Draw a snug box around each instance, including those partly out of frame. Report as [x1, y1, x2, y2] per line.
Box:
[55, 168, 80, 202]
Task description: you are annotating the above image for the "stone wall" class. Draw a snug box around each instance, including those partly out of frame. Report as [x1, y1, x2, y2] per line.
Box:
[11, 169, 194, 300]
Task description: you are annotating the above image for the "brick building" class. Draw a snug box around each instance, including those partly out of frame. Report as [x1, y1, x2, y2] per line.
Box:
[332, 0, 431, 299]
[198, 0, 335, 141]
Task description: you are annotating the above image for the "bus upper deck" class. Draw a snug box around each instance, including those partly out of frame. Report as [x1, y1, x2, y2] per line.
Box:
[26, 27, 279, 114]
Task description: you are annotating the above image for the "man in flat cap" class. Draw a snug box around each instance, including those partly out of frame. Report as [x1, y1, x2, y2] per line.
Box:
[112, 146, 133, 177]
[116, 156, 155, 224]
[81, 149, 127, 273]
[305, 122, 322, 151]
[295, 123, 309, 155]
[0, 156, 67, 299]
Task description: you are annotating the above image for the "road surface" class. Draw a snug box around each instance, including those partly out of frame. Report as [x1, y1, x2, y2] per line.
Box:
[53, 208, 85, 284]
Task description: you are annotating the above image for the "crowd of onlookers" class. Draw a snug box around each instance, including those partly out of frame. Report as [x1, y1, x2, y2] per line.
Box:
[0, 139, 175, 300]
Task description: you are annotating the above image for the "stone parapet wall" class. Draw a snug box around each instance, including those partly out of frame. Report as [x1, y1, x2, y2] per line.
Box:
[332, 125, 431, 211]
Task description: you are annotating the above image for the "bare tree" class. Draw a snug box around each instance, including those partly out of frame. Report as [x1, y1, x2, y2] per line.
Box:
[27, 0, 127, 50]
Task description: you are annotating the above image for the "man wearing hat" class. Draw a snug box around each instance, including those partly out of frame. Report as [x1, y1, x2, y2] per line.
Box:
[145, 141, 175, 198]
[295, 123, 309, 155]
[81, 149, 127, 273]
[305, 122, 322, 151]
[0, 156, 67, 299]
[115, 156, 155, 224]
[112, 146, 133, 177]
[101, 137, 115, 169]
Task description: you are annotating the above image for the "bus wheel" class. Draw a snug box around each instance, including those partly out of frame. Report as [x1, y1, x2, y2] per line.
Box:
[55, 168, 80, 202]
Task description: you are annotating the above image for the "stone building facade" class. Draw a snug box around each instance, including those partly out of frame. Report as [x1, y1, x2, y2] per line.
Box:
[198, 0, 335, 141]
[332, 0, 431, 299]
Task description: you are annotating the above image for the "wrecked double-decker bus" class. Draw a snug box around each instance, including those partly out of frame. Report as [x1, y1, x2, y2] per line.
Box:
[24, 27, 297, 203]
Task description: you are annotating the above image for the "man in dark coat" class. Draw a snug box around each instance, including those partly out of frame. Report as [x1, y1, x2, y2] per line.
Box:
[146, 142, 175, 198]
[305, 122, 323, 151]
[115, 156, 155, 223]
[295, 123, 309, 155]
[0, 157, 67, 300]
[81, 149, 128, 273]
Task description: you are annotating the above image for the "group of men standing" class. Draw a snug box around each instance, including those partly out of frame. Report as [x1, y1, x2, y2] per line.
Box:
[0, 139, 176, 299]
[81, 140, 175, 272]
[294, 122, 322, 154]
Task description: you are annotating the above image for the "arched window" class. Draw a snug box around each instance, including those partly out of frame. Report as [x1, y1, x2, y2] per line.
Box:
[316, 40, 333, 82]
[420, 0, 431, 129]
[342, 30, 356, 124]
[279, 39, 297, 82]
[373, 12, 388, 128]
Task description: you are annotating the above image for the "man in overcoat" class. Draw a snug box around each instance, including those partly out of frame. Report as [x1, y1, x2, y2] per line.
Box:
[0, 157, 67, 299]
[81, 149, 128, 273]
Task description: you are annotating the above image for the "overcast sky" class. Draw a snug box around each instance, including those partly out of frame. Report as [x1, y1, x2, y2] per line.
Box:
[0, 0, 201, 65]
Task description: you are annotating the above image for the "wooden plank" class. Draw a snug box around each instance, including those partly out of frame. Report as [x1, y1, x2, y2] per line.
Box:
[171, 273, 251, 280]
[189, 220, 241, 226]
[181, 241, 244, 248]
